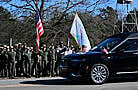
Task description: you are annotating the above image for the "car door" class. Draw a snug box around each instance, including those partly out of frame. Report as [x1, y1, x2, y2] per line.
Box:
[111, 38, 138, 72]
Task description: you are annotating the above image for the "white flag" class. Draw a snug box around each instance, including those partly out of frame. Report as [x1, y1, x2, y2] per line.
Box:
[70, 13, 91, 52]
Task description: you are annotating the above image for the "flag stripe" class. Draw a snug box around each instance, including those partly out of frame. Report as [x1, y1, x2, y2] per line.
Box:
[37, 20, 44, 36]
[38, 26, 43, 32]
[37, 21, 41, 27]
[36, 29, 40, 53]
[39, 31, 44, 36]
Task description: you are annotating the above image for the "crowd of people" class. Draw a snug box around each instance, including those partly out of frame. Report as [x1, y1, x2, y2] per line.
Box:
[0, 41, 76, 79]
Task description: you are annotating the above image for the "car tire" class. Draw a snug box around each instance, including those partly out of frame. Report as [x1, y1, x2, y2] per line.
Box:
[90, 64, 109, 84]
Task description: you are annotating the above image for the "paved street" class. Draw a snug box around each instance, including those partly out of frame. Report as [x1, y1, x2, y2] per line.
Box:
[1, 74, 138, 90]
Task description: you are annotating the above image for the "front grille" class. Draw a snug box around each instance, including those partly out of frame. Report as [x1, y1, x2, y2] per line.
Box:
[60, 58, 81, 68]
[60, 58, 71, 68]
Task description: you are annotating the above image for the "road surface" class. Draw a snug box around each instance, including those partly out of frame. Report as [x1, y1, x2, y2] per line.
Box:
[0, 74, 138, 90]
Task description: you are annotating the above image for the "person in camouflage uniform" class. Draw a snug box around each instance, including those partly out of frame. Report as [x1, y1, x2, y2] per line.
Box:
[21, 43, 28, 76]
[49, 43, 57, 77]
[0, 45, 8, 77]
[0, 46, 2, 77]
[24, 47, 32, 77]
[31, 50, 36, 76]
[15, 43, 22, 77]
[8, 46, 16, 79]
[31, 51, 41, 78]
[41, 44, 49, 76]
[2, 46, 9, 77]
[55, 41, 66, 75]
[0, 46, 5, 77]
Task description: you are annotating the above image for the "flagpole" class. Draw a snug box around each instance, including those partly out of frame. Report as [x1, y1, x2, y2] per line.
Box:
[35, 0, 44, 53]
[35, 0, 39, 53]
[35, 0, 39, 9]
[67, 37, 69, 47]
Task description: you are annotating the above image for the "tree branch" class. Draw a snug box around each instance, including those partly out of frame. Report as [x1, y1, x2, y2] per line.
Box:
[53, 0, 85, 26]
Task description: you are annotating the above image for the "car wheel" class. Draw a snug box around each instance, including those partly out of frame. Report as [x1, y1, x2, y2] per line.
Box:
[90, 64, 109, 84]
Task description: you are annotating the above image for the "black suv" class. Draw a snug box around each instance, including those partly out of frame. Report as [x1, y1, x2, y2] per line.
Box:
[60, 32, 138, 84]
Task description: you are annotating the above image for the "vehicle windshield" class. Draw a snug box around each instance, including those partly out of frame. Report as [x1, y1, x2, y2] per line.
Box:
[91, 38, 121, 52]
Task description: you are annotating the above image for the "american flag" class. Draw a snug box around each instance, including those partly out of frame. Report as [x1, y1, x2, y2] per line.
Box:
[36, 10, 44, 53]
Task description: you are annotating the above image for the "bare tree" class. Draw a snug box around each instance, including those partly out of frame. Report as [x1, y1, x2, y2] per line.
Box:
[0, 0, 112, 24]
[0, 0, 113, 46]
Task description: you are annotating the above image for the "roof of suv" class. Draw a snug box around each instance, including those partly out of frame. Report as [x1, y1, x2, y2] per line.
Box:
[109, 32, 138, 39]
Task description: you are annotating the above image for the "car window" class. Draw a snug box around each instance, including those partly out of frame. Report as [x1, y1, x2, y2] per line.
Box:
[91, 38, 121, 52]
[115, 39, 138, 52]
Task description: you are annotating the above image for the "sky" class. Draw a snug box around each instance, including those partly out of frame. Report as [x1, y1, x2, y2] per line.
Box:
[11, 0, 138, 8]
[1, 0, 138, 8]
[133, 0, 138, 8]
[1, 0, 138, 13]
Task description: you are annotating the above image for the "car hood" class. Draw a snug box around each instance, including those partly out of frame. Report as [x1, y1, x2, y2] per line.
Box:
[63, 51, 102, 59]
